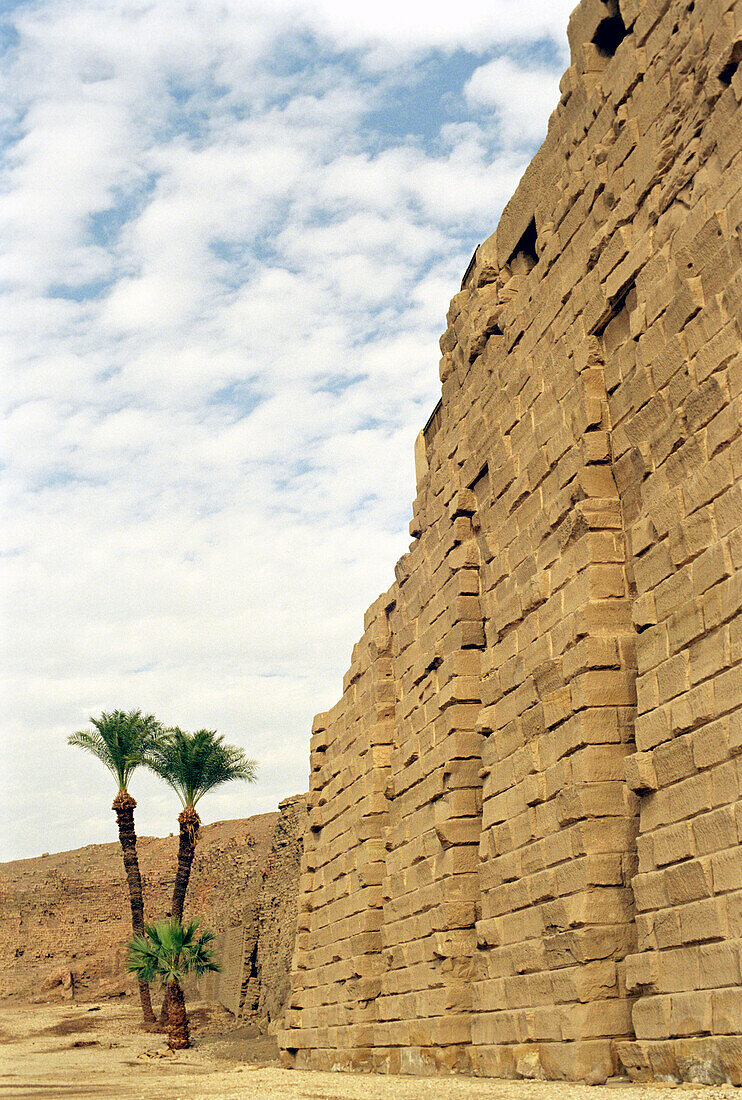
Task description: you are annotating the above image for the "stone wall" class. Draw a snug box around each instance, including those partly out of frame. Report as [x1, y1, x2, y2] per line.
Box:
[280, 0, 742, 1083]
[219, 794, 308, 1023]
[254, 794, 308, 1023]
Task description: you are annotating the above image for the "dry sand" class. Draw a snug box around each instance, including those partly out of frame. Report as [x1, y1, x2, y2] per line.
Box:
[0, 1000, 738, 1100]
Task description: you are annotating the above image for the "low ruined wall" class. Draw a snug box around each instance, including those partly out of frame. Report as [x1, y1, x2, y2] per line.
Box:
[203, 794, 308, 1023]
[254, 795, 308, 1022]
[280, 0, 742, 1084]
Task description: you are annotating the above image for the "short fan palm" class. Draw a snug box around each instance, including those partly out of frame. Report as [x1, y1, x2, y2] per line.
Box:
[68, 709, 164, 1024]
[126, 919, 220, 1049]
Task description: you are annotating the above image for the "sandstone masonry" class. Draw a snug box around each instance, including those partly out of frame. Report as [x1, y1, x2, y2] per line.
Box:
[279, 0, 742, 1083]
[203, 794, 308, 1023]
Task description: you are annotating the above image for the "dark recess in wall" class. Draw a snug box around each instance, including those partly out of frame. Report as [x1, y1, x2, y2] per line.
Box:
[593, 1, 629, 56]
[508, 217, 538, 272]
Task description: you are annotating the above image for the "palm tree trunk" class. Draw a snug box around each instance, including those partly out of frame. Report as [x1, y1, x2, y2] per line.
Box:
[166, 979, 190, 1049]
[112, 790, 155, 1025]
[160, 806, 201, 1023]
[171, 805, 201, 921]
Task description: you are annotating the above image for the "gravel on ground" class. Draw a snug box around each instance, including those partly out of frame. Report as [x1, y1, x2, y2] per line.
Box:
[0, 1000, 738, 1100]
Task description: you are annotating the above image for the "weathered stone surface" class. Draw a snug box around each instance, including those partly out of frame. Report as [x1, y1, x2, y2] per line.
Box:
[280, 0, 742, 1082]
[250, 795, 307, 1024]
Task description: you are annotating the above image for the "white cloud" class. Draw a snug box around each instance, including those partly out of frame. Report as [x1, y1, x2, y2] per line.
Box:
[301, 0, 574, 53]
[465, 56, 563, 146]
[0, 0, 570, 861]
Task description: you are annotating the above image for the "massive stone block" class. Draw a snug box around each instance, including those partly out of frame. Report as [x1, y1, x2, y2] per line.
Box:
[280, 0, 742, 1082]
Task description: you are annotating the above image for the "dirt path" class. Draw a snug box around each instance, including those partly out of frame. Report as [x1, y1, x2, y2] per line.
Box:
[0, 1001, 737, 1100]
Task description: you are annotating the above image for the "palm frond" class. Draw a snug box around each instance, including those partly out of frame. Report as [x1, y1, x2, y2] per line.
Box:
[126, 932, 163, 985]
[145, 727, 257, 808]
[156, 921, 178, 953]
[126, 918, 220, 986]
[68, 710, 165, 791]
[67, 729, 118, 781]
[193, 927, 222, 975]
[183, 918, 201, 941]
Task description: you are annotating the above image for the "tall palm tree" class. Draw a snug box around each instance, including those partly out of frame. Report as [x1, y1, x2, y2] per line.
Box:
[126, 918, 220, 1049]
[146, 727, 257, 923]
[68, 709, 163, 1025]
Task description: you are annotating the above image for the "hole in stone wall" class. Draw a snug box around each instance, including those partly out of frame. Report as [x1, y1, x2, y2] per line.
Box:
[412, 655, 442, 690]
[719, 60, 738, 84]
[719, 44, 741, 85]
[469, 463, 489, 492]
[593, 13, 629, 56]
[592, 278, 636, 338]
[507, 217, 538, 274]
[469, 464, 490, 511]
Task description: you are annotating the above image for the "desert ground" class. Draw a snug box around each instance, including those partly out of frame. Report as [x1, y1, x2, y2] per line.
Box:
[0, 1000, 739, 1100]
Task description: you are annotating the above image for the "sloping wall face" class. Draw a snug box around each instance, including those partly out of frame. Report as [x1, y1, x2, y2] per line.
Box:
[253, 794, 308, 1023]
[280, 0, 742, 1083]
[200, 795, 307, 1024]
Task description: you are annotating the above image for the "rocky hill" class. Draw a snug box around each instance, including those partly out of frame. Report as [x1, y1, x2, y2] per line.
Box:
[0, 796, 305, 1024]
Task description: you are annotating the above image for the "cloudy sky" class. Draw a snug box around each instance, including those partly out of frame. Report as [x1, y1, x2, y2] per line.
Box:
[0, 0, 574, 862]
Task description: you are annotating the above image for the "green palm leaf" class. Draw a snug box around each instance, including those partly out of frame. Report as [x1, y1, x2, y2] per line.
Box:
[68, 710, 164, 790]
[126, 918, 221, 987]
[145, 727, 257, 808]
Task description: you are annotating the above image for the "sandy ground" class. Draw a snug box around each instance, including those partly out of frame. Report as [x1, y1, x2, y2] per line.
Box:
[0, 1000, 739, 1100]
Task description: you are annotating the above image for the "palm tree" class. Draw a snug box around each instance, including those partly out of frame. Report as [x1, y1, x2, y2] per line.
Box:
[126, 919, 220, 1049]
[68, 709, 163, 1025]
[146, 727, 257, 922]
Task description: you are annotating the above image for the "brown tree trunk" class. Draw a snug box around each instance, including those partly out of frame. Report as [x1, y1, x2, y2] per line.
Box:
[166, 979, 190, 1050]
[159, 984, 171, 1024]
[171, 805, 201, 921]
[112, 790, 155, 1025]
[160, 806, 201, 1024]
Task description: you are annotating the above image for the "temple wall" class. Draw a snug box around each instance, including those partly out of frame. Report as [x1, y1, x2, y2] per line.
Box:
[280, 0, 742, 1083]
